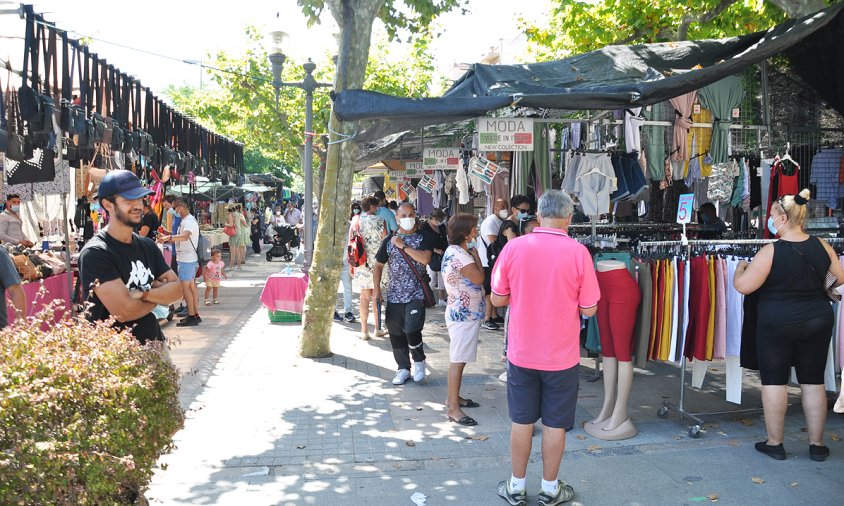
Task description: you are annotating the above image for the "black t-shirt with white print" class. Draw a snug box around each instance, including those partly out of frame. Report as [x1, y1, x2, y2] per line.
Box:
[79, 230, 171, 344]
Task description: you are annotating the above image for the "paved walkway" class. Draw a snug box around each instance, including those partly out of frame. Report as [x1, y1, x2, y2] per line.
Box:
[148, 262, 844, 505]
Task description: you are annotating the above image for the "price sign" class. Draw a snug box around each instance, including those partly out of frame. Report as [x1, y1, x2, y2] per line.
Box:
[676, 194, 694, 224]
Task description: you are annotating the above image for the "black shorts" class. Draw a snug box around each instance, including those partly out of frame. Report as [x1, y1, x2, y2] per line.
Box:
[507, 361, 579, 430]
[757, 315, 833, 385]
[483, 267, 492, 295]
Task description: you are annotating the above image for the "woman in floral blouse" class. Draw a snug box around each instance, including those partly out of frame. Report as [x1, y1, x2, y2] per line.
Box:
[441, 213, 486, 426]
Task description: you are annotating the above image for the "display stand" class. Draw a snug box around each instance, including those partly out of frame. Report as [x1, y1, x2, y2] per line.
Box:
[637, 237, 844, 437]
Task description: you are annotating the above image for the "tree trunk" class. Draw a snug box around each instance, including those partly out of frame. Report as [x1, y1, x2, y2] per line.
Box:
[298, 0, 384, 358]
[768, 0, 826, 18]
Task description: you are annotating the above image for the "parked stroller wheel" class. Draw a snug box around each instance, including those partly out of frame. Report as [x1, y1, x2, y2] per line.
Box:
[266, 253, 273, 262]
[284, 252, 294, 262]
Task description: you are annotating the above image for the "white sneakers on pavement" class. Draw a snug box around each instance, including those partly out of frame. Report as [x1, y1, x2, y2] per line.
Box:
[412, 360, 426, 382]
[392, 369, 411, 385]
[392, 361, 426, 385]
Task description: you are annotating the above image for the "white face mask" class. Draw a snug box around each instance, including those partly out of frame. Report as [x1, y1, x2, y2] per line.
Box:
[399, 217, 416, 231]
[498, 209, 508, 219]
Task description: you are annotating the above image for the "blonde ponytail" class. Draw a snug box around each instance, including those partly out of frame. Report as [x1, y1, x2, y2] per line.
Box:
[781, 188, 811, 228]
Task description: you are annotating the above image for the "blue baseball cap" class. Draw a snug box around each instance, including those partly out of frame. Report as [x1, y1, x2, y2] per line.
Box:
[97, 170, 153, 200]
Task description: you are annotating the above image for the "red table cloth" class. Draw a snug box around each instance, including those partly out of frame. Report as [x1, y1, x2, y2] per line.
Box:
[259, 272, 309, 313]
[6, 273, 71, 325]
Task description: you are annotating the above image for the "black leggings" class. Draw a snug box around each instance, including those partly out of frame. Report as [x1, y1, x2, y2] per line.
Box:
[757, 315, 833, 385]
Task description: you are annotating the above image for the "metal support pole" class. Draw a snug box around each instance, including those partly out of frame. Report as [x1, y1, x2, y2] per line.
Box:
[303, 86, 314, 272]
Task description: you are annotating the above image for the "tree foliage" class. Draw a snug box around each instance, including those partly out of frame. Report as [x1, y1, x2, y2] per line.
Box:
[164, 25, 436, 186]
[522, 0, 835, 60]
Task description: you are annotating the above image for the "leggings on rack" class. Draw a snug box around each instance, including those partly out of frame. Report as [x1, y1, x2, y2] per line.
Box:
[684, 256, 711, 361]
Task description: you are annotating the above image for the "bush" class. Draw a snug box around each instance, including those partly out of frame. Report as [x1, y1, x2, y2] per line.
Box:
[0, 310, 184, 504]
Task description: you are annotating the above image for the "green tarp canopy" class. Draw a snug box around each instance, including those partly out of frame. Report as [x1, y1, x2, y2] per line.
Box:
[335, 2, 844, 143]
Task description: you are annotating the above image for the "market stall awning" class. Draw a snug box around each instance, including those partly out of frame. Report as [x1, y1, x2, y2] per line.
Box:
[169, 183, 242, 202]
[239, 184, 274, 193]
[335, 2, 844, 142]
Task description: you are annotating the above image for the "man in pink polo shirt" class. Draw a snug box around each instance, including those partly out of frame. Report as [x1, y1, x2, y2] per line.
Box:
[491, 190, 599, 506]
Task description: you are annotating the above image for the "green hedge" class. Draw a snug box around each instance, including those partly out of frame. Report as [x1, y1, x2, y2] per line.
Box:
[0, 315, 184, 504]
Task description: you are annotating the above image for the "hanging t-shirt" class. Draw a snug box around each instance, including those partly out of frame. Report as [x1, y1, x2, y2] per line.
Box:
[79, 231, 171, 343]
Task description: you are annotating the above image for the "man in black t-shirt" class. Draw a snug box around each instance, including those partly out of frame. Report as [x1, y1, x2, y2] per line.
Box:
[79, 171, 182, 344]
[138, 200, 161, 240]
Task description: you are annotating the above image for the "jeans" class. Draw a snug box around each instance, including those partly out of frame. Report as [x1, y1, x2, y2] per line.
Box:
[340, 267, 353, 314]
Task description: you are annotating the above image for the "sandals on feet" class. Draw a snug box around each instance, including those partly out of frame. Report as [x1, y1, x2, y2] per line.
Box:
[458, 399, 480, 408]
[204, 300, 211, 306]
[448, 415, 477, 426]
[213, 299, 219, 304]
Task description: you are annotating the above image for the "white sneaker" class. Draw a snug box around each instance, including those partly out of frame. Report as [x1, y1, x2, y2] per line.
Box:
[392, 369, 411, 385]
[498, 371, 508, 383]
[412, 361, 426, 382]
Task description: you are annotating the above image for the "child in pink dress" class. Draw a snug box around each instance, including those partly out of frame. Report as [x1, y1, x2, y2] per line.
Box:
[204, 249, 227, 305]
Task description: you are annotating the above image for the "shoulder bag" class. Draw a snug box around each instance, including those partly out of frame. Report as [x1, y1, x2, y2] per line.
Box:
[395, 239, 436, 309]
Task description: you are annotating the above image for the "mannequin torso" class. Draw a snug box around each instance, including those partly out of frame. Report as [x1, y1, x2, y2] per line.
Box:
[596, 260, 626, 272]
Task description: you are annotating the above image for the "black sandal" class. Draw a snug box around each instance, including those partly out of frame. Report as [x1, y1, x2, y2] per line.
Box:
[459, 399, 480, 408]
[448, 415, 478, 426]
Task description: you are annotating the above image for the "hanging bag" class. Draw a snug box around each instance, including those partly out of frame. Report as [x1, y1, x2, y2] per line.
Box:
[395, 238, 436, 309]
[6, 83, 34, 162]
[347, 224, 367, 268]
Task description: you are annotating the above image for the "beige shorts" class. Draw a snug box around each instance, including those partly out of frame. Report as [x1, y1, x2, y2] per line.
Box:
[205, 279, 221, 288]
[447, 319, 481, 363]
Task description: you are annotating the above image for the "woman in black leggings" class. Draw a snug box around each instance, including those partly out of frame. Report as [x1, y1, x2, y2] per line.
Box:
[734, 189, 844, 462]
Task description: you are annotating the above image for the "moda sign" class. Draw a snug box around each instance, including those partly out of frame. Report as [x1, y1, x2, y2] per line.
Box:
[477, 118, 534, 151]
[423, 147, 460, 170]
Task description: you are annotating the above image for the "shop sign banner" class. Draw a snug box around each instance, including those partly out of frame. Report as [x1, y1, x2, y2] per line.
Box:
[470, 156, 500, 185]
[477, 118, 534, 151]
[405, 161, 425, 177]
[423, 147, 460, 171]
[401, 181, 415, 195]
[417, 175, 437, 193]
[385, 187, 396, 199]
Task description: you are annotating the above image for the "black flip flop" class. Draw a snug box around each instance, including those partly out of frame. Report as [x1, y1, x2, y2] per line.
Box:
[459, 399, 480, 408]
[448, 415, 478, 426]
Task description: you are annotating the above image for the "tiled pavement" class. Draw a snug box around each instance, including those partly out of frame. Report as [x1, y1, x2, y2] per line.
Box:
[147, 256, 844, 505]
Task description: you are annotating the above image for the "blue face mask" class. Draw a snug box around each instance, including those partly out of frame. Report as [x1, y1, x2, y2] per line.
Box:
[767, 216, 780, 236]
[517, 211, 529, 220]
[466, 240, 477, 250]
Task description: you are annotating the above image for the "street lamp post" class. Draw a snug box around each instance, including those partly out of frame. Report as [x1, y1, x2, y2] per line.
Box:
[268, 28, 332, 272]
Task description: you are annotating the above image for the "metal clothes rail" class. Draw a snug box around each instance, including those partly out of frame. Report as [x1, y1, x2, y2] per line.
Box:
[637, 237, 844, 437]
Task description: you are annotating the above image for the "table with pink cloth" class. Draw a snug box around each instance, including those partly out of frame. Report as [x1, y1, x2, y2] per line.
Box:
[6, 273, 71, 325]
[259, 272, 309, 313]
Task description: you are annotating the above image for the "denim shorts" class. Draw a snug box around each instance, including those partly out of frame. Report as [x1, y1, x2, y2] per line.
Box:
[177, 261, 198, 281]
[507, 361, 579, 430]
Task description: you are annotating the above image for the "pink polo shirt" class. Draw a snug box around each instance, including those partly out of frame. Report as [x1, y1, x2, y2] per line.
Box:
[491, 227, 600, 371]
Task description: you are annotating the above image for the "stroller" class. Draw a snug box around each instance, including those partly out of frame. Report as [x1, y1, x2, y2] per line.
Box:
[266, 224, 298, 262]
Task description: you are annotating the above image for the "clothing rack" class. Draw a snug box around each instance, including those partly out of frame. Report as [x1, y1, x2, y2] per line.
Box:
[636, 238, 792, 437]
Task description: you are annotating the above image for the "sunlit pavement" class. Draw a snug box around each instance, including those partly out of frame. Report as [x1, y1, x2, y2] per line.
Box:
[148, 252, 844, 505]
